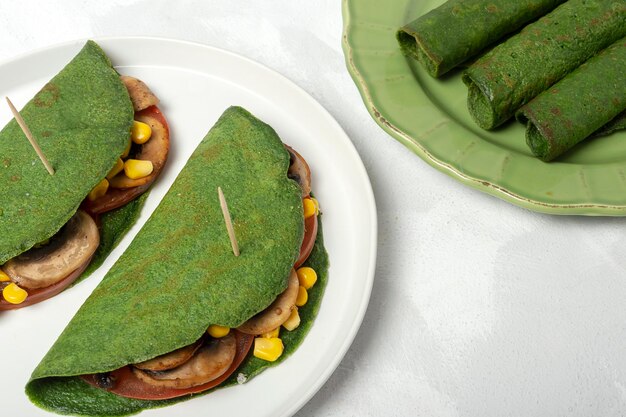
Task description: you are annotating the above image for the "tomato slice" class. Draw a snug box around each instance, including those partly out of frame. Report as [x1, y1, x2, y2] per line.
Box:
[0, 255, 93, 311]
[295, 213, 317, 268]
[82, 331, 254, 400]
[83, 106, 170, 215]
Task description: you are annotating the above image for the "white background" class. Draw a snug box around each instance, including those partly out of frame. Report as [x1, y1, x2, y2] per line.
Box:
[1, 1, 626, 416]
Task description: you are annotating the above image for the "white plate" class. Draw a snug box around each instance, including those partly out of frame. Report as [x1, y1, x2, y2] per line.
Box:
[1, 37, 377, 417]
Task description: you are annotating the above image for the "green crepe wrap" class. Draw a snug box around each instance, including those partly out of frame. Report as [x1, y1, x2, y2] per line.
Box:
[517, 38, 626, 161]
[26, 106, 329, 416]
[593, 111, 626, 139]
[463, 0, 626, 130]
[397, 0, 566, 78]
[0, 40, 133, 263]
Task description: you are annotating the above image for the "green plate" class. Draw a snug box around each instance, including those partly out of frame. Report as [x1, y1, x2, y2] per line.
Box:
[342, 0, 626, 215]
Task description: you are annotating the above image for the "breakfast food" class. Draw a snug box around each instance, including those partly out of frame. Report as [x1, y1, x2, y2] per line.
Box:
[26, 106, 327, 416]
[397, 0, 565, 78]
[462, 0, 626, 130]
[0, 40, 169, 309]
[517, 37, 626, 161]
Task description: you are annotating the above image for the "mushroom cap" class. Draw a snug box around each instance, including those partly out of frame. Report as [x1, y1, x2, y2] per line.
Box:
[286, 145, 311, 197]
[237, 269, 299, 335]
[132, 334, 237, 389]
[120, 76, 160, 112]
[134, 340, 202, 372]
[108, 108, 169, 190]
[3, 211, 99, 289]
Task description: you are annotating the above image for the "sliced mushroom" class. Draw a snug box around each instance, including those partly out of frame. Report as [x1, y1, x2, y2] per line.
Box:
[285, 145, 311, 197]
[134, 340, 203, 372]
[121, 76, 160, 112]
[85, 107, 170, 214]
[3, 211, 99, 289]
[237, 269, 299, 335]
[109, 110, 169, 189]
[81, 332, 254, 400]
[132, 334, 237, 389]
[0, 255, 91, 311]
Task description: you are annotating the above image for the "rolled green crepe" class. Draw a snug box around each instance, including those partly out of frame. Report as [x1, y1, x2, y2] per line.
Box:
[463, 0, 626, 130]
[26, 106, 328, 416]
[593, 111, 626, 139]
[517, 38, 626, 161]
[0, 40, 133, 264]
[397, 0, 566, 78]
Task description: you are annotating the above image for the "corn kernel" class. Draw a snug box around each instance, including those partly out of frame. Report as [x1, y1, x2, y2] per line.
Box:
[0, 270, 10, 282]
[303, 198, 316, 219]
[3, 283, 27, 304]
[253, 337, 284, 362]
[88, 178, 110, 201]
[131, 120, 152, 145]
[262, 327, 280, 339]
[296, 286, 308, 307]
[121, 138, 132, 159]
[124, 159, 153, 180]
[207, 324, 230, 338]
[282, 308, 300, 331]
[311, 197, 320, 214]
[107, 158, 124, 180]
[296, 267, 317, 289]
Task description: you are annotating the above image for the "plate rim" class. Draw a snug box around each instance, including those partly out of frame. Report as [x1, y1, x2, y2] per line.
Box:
[341, 0, 626, 216]
[2, 35, 378, 417]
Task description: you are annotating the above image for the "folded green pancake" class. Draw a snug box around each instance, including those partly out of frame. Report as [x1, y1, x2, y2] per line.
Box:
[26, 106, 328, 416]
[397, 0, 566, 78]
[0, 40, 134, 264]
[463, 0, 626, 130]
[517, 37, 626, 161]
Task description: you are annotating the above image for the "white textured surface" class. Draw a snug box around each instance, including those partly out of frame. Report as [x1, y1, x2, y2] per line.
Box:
[1, 1, 626, 416]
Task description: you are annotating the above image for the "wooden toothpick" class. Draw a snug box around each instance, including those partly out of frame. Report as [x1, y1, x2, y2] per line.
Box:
[6, 96, 54, 175]
[218, 186, 240, 257]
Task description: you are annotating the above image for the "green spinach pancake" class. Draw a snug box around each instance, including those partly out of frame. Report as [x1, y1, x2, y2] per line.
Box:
[397, 0, 566, 78]
[26, 106, 329, 416]
[0, 40, 170, 309]
[517, 37, 626, 161]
